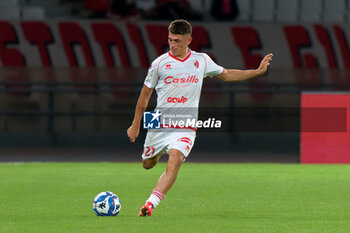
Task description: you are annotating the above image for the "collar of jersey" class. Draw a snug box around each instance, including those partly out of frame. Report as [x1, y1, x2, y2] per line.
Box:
[168, 50, 192, 62]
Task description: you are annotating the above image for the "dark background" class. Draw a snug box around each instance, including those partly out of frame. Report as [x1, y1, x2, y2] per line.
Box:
[1, 0, 349, 162]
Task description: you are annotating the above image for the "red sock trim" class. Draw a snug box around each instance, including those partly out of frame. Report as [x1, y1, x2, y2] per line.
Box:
[152, 189, 165, 200]
[152, 192, 164, 200]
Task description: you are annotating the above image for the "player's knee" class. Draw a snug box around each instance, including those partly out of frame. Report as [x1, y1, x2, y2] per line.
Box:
[143, 164, 154, 170]
[168, 150, 185, 166]
[142, 160, 156, 170]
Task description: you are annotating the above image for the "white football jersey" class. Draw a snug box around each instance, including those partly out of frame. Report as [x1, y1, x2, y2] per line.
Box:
[144, 50, 224, 130]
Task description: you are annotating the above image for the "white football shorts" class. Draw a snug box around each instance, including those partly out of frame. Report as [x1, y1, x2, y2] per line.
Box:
[142, 130, 196, 160]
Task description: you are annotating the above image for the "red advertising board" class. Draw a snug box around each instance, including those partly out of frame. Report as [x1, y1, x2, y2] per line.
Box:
[301, 92, 350, 163]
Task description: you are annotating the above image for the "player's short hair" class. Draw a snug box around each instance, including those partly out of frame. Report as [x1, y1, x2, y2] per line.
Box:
[168, 19, 192, 36]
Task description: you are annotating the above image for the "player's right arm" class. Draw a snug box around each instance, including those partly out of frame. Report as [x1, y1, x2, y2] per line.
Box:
[128, 56, 160, 142]
[127, 85, 154, 143]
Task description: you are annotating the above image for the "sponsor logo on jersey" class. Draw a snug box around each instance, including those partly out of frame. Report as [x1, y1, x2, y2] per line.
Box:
[164, 75, 198, 85]
[167, 96, 188, 104]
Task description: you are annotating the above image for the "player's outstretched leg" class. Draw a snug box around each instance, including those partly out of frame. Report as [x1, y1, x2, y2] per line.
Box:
[138, 149, 184, 217]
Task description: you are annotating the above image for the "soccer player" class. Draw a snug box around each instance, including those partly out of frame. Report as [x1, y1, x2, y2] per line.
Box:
[127, 19, 273, 217]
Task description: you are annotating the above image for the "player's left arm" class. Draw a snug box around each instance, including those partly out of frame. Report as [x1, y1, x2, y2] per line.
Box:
[214, 53, 273, 82]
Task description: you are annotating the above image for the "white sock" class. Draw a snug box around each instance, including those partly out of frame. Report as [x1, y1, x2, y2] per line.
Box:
[146, 189, 165, 208]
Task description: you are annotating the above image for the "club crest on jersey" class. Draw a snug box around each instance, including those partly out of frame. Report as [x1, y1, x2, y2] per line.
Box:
[194, 60, 199, 68]
[165, 64, 172, 70]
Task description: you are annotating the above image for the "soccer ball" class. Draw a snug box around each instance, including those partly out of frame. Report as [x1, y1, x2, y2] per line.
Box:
[93, 191, 121, 216]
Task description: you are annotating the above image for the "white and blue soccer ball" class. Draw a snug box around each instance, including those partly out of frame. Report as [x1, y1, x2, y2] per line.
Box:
[93, 191, 121, 216]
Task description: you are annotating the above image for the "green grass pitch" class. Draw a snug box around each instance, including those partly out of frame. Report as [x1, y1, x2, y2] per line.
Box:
[1, 162, 350, 233]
